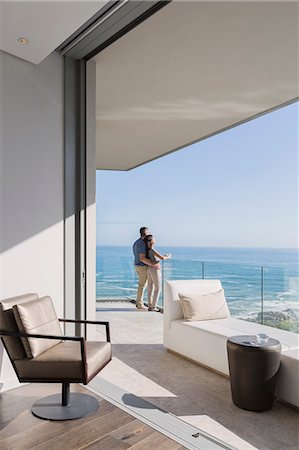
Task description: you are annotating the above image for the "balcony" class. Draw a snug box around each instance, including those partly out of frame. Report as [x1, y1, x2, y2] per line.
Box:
[93, 252, 299, 449]
[94, 300, 298, 450]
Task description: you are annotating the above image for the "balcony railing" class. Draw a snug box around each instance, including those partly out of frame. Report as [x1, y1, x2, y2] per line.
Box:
[96, 257, 299, 333]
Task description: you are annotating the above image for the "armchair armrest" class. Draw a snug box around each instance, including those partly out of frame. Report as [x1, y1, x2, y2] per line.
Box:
[0, 329, 83, 342]
[58, 318, 110, 342]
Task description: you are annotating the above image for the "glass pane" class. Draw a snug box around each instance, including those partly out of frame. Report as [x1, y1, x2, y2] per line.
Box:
[204, 261, 262, 323]
[162, 258, 204, 308]
[96, 246, 136, 302]
[263, 265, 299, 332]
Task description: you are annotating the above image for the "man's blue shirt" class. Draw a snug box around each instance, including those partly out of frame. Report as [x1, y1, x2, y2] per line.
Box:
[133, 238, 146, 266]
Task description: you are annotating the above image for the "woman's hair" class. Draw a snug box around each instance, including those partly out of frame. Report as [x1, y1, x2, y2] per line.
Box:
[144, 234, 154, 259]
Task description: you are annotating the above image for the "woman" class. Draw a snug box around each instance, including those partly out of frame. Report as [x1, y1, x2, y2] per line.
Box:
[144, 235, 171, 311]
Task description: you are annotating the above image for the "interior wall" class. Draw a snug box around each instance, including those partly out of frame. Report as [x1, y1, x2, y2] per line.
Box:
[0, 50, 64, 391]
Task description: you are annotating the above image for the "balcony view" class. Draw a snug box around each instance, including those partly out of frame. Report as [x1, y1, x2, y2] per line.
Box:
[96, 246, 298, 332]
[94, 102, 299, 449]
[96, 102, 298, 333]
[1, 2, 298, 450]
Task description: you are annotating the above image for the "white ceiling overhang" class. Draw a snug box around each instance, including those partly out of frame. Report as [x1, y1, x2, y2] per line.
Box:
[0, 1, 109, 64]
[94, 1, 299, 171]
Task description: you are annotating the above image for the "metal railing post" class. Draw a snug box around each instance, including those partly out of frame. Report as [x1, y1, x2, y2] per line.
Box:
[202, 261, 205, 279]
[261, 266, 264, 324]
[161, 259, 165, 308]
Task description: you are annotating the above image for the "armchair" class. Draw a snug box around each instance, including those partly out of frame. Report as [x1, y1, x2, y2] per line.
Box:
[0, 293, 112, 420]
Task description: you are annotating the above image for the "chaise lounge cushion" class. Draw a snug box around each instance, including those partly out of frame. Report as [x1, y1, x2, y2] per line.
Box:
[13, 296, 62, 358]
[179, 289, 230, 321]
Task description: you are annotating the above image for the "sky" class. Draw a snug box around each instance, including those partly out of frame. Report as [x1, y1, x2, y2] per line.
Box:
[96, 102, 298, 248]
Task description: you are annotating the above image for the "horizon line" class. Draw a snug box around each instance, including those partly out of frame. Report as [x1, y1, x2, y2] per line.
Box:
[96, 244, 298, 251]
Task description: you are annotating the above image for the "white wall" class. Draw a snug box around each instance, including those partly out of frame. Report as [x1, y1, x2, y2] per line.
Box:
[0, 50, 64, 391]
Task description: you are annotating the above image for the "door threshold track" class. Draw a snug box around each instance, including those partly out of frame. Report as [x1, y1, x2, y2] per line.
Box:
[86, 377, 238, 450]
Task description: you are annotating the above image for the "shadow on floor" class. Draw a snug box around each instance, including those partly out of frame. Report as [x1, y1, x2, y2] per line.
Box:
[106, 343, 299, 450]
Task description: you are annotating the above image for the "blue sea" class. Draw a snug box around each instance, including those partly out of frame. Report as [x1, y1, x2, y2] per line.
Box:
[96, 246, 298, 323]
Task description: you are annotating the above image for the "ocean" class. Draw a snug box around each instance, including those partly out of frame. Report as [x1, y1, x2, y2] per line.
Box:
[96, 246, 299, 331]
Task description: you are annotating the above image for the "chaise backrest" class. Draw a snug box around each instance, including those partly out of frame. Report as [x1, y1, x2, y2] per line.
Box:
[164, 280, 222, 330]
[0, 293, 38, 361]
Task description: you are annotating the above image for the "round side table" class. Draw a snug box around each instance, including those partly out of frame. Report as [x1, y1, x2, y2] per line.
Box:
[227, 335, 281, 412]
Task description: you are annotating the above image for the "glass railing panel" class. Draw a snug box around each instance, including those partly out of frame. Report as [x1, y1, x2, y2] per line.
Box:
[161, 259, 204, 308]
[263, 265, 299, 332]
[96, 247, 299, 332]
[204, 261, 262, 323]
[96, 246, 137, 302]
[162, 258, 204, 281]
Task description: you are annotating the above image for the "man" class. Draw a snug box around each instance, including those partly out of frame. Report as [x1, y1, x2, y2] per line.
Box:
[133, 226, 159, 310]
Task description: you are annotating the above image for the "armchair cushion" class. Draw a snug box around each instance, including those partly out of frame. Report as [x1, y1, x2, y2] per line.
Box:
[15, 341, 112, 382]
[178, 288, 230, 321]
[13, 296, 62, 358]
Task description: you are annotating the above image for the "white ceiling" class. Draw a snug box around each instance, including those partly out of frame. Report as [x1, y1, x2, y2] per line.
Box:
[94, 1, 299, 171]
[0, 1, 109, 64]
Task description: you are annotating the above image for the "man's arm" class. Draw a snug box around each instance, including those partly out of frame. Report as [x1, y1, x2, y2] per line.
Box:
[139, 253, 159, 267]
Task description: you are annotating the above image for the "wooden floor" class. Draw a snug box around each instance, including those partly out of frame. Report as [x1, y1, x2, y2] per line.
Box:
[0, 384, 185, 450]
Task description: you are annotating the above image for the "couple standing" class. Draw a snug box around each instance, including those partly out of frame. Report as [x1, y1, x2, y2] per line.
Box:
[133, 227, 171, 311]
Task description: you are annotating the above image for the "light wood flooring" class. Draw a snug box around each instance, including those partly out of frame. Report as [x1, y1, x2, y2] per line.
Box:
[0, 384, 186, 450]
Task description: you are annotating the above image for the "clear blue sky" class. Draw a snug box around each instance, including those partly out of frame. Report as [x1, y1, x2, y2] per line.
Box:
[96, 102, 298, 248]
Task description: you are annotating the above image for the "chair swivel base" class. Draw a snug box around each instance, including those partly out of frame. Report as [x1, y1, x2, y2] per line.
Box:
[32, 392, 99, 421]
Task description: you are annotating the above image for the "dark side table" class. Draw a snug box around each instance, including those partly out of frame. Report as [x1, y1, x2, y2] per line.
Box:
[227, 335, 281, 412]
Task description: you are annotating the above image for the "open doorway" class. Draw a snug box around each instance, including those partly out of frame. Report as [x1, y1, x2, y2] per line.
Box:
[93, 100, 299, 449]
[85, 2, 298, 448]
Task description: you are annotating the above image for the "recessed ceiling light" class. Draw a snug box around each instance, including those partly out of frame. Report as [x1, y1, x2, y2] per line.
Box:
[17, 37, 29, 45]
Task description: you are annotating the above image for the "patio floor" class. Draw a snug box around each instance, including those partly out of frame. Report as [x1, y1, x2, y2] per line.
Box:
[0, 383, 184, 450]
[95, 302, 299, 450]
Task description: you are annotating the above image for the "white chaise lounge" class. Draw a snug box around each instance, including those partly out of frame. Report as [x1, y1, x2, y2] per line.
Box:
[163, 279, 299, 409]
